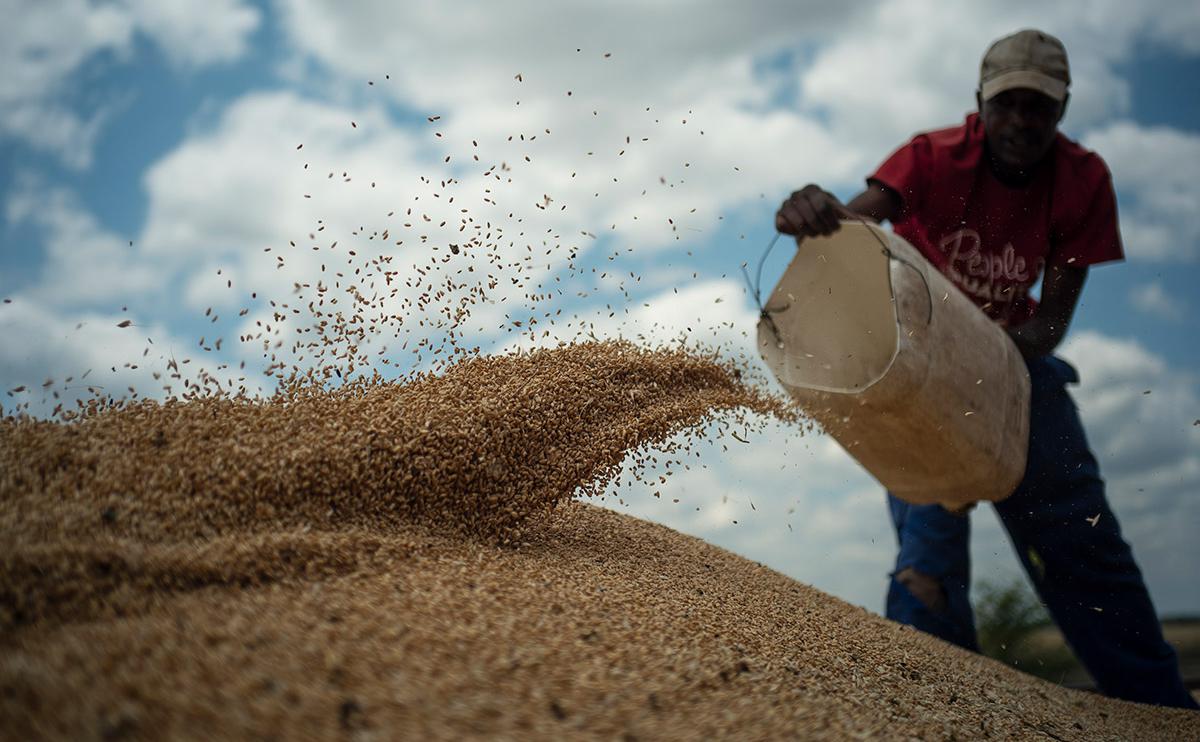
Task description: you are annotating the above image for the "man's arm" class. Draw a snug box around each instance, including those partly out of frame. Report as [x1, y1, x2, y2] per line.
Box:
[847, 182, 902, 224]
[1006, 264, 1088, 358]
[775, 182, 901, 238]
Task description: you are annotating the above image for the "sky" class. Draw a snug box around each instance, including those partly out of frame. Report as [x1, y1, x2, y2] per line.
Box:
[2, 0, 1198, 617]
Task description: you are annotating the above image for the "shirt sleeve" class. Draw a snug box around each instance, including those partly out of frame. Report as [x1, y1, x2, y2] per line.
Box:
[867, 135, 931, 221]
[1050, 158, 1124, 268]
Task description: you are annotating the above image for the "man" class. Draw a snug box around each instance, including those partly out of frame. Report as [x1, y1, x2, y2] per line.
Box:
[774, 29, 1197, 709]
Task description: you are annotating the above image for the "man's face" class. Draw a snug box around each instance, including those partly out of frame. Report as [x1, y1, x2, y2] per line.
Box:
[978, 88, 1065, 173]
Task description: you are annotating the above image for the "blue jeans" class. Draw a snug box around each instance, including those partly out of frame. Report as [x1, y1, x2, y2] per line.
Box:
[886, 355, 1198, 709]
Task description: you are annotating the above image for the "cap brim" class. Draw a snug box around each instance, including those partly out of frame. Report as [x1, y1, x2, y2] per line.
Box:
[981, 70, 1068, 102]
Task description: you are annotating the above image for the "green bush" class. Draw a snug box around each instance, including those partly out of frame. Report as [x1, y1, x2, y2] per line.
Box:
[975, 578, 1079, 682]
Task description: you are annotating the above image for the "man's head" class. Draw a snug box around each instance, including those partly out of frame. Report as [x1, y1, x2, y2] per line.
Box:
[976, 29, 1070, 177]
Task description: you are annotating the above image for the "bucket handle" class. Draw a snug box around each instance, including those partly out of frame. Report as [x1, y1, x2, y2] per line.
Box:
[741, 232, 787, 347]
[833, 208, 935, 327]
[744, 213, 934, 350]
[879, 240, 935, 326]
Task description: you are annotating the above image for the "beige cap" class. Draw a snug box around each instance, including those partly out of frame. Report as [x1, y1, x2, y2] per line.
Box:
[980, 29, 1070, 102]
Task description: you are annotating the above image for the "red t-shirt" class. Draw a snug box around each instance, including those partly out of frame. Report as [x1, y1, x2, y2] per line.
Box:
[869, 113, 1123, 326]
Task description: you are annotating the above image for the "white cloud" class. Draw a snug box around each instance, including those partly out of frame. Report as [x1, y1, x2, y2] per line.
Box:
[0, 0, 133, 167]
[1129, 282, 1186, 321]
[133, 89, 582, 379]
[118, 57, 856, 379]
[1, 177, 262, 413]
[798, 0, 1200, 159]
[598, 416, 896, 612]
[0, 0, 260, 168]
[1137, 2, 1200, 55]
[0, 295, 240, 419]
[503, 278, 759, 355]
[274, 0, 873, 111]
[1083, 121, 1200, 262]
[122, 0, 261, 68]
[258, 0, 1200, 247]
[0, 1, 133, 101]
[6, 177, 159, 305]
[0, 103, 118, 172]
[275, 0, 875, 211]
[1060, 331, 1200, 478]
[140, 91, 419, 262]
[1058, 330, 1200, 614]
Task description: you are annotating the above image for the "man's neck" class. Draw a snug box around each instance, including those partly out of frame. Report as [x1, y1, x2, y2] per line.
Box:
[983, 139, 1050, 187]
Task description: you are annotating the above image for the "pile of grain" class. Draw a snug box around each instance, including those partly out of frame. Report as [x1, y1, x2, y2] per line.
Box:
[2, 341, 1196, 740]
[0, 341, 786, 626]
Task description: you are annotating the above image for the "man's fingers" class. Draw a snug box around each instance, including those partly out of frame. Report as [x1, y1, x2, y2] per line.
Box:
[792, 196, 824, 237]
[823, 201, 846, 234]
[777, 202, 810, 238]
[778, 186, 847, 239]
[806, 192, 841, 235]
[775, 210, 795, 235]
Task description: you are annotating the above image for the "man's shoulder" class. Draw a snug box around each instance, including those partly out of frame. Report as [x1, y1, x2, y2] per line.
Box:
[898, 114, 983, 171]
[1050, 132, 1120, 237]
[904, 114, 975, 149]
[1054, 132, 1111, 182]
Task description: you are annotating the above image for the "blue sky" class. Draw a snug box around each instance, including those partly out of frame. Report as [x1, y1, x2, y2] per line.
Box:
[2, 0, 1198, 617]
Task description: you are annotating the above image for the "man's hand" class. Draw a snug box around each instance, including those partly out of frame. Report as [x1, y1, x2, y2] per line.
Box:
[775, 183, 902, 241]
[775, 184, 847, 239]
[1005, 264, 1088, 358]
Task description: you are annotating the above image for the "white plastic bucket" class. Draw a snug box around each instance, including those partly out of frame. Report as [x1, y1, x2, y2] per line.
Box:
[756, 220, 1030, 507]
